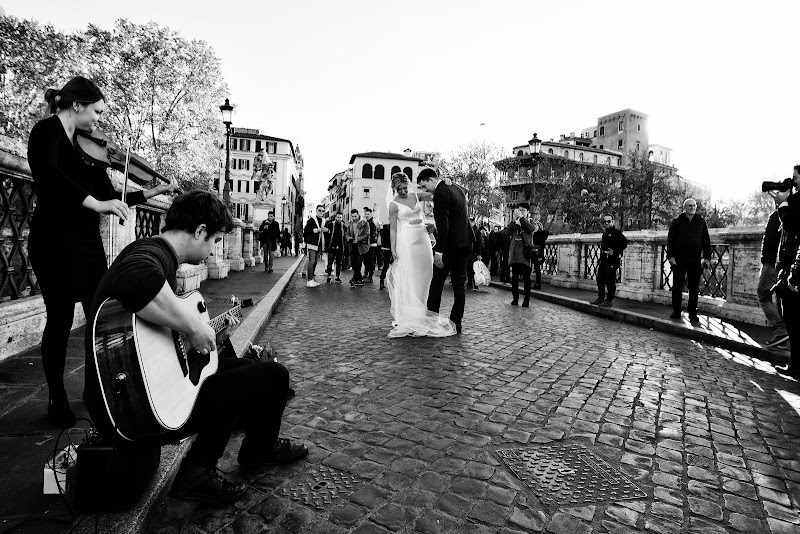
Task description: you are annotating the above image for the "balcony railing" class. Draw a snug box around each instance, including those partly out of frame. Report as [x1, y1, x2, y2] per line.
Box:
[0, 170, 38, 301]
[659, 244, 729, 299]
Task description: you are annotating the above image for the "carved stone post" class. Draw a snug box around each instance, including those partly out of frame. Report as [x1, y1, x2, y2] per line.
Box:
[253, 227, 264, 264]
[227, 218, 245, 271]
[242, 222, 255, 267]
[207, 236, 229, 279]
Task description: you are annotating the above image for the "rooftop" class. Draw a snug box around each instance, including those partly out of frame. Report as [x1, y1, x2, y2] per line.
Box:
[349, 151, 423, 164]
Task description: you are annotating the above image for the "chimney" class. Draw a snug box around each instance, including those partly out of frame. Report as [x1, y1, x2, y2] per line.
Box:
[404, 148, 412, 157]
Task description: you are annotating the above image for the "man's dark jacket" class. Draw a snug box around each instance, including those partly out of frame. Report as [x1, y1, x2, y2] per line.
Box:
[432, 182, 473, 253]
[325, 219, 347, 252]
[666, 213, 711, 261]
[599, 227, 628, 266]
[777, 194, 800, 274]
[258, 219, 280, 251]
[761, 210, 780, 266]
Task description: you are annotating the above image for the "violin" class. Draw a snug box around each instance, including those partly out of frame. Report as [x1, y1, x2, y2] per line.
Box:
[74, 128, 171, 187]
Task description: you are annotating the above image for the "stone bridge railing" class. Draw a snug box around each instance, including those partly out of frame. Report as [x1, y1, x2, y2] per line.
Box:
[0, 135, 263, 362]
[540, 226, 766, 325]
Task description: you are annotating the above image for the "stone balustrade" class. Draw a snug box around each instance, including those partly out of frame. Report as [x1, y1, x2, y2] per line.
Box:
[0, 134, 262, 362]
[541, 226, 766, 325]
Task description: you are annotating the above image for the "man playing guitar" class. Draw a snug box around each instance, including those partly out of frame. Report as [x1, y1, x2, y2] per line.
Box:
[84, 190, 308, 505]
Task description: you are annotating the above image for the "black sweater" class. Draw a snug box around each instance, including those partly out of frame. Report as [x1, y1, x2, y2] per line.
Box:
[666, 213, 711, 261]
[599, 227, 628, 265]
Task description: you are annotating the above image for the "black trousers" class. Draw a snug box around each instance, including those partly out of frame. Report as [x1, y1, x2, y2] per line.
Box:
[427, 245, 470, 325]
[511, 263, 531, 301]
[487, 251, 499, 275]
[672, 260, 702, 314]
[326, 248, 343, 278]
[350, 247, 364, 281]
[169, 358, 289, 469]
[364, 248, 376, 277]
[596, 262, 618, 300]
[499, 248, 510, 282]
[781, 290, 799, 368]
[379, 250, 393, 280]
[531, 250, 542, 287]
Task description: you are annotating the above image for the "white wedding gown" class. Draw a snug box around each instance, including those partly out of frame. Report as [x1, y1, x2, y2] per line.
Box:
[387, 192, 457, 338]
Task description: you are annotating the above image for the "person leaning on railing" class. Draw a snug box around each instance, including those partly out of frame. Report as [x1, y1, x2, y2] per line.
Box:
[770, 165, 800, 378]
[27, 76, 176, 427]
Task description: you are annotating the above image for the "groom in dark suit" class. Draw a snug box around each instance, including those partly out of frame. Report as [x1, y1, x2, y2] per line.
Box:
[419, 168, 474, 334]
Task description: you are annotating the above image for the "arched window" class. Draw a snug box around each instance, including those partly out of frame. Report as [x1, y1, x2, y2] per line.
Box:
[403, 167, 413, 180]
[362, 163, 373, 179]
[517, 150, 523, 157]
[548, 148, 554, 154]
[648, 151, 654, 161]
[374, 165, 385, 180]
[564, 150, 569, 158]
[579, 153, 584, 162]
[391, 166, 401, 176]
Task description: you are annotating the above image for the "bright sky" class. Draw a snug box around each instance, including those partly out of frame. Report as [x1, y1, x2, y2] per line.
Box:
[5, 0, 799, 205]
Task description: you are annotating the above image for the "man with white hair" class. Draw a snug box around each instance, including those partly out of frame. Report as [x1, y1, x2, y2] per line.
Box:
[666, 198, 711, 322]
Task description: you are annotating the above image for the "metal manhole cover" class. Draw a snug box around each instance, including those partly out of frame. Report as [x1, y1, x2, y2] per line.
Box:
[497, 443, 647, 507]
[281, 466, 360, 510]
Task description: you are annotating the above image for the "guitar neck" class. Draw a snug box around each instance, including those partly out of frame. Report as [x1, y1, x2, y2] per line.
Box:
[207, 305, 243, 334]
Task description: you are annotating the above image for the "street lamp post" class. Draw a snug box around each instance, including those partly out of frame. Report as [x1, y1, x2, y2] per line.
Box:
[527, 132, 542, 211]
[281, 196, 287, 231]
[220, 98, 234, 213]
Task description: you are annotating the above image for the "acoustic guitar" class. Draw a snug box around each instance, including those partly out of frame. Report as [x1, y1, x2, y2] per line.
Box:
[91, 292, 252, 441]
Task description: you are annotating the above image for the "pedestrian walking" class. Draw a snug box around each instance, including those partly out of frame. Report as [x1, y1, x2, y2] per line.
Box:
[769, 166, 800, 377]
[590, 214, 628, 308]
[364, 207, 378, 283]
[258, 211, 280, 272]
[303, 205, 328, 287]
[280, 228, 292, 257]
[325, 212, 346, 283]
[666, 198, 711, 322]
[504, 203, 535, 307]
[347, 208, 370, 286]
[378, 223, 392, 290]
[758, 208, 789, 348]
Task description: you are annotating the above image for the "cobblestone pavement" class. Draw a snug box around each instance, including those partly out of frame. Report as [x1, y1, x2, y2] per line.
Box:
[152, 273, 800, 534]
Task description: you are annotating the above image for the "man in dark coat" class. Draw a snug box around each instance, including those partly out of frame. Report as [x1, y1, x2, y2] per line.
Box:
[466, 218, 483, 291]
[419, 169, 473, 333]
[758, 208, 788, 348]
[325, 212, 347, 283]
[258, 211, 280, 272]
[771, 166, 800, 377]
[666, 198, 711, 322]
[591, 214, 628, 308]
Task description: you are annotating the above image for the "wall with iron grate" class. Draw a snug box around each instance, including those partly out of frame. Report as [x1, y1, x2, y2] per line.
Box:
[540, 226, 766, 326]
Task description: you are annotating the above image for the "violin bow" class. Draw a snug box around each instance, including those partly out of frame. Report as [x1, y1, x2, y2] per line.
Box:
[119, 138, 132, 226]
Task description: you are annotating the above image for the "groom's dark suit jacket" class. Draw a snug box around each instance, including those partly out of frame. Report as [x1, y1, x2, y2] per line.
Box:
[432, 181, 474, 254]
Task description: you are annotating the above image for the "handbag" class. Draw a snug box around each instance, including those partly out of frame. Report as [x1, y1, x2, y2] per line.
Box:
[473, 260, 491, 286]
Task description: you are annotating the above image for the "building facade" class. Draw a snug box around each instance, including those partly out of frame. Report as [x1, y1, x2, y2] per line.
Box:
[580, 108, 649, 166]
[218, 127, 305, 233]
[327, 151, 426, 225]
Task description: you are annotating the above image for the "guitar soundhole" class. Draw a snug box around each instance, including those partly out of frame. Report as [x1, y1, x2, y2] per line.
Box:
[197, 300, 207, 313]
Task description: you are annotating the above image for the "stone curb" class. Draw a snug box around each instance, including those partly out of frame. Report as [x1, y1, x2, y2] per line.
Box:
[490, 281, 789, 365]
[66, 255, 305, 534]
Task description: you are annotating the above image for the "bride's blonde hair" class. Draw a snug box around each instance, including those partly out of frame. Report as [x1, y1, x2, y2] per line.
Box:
[391, 172, 409, 192]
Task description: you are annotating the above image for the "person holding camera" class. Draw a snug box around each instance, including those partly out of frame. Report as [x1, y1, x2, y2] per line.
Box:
[591, 214, 628, 308]
[769, 166, 800, 377]
[504, 203, 535, 307]
[758, 208, 789, 348]
[666, 198, 711, 322]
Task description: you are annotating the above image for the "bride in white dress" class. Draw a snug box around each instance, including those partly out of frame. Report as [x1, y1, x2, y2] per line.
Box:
[386, 173, 457, 338]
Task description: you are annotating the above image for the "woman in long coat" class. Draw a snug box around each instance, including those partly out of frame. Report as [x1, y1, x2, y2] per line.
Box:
[505, 202, 535, 307]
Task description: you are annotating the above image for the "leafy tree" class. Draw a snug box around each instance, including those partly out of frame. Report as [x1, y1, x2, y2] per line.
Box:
[0, 13, 82, 138]
[439, 140, 506, 221]
[620, 151, 690, 230]
[0, 15, 228, 192]
[80, 20, 229, 191]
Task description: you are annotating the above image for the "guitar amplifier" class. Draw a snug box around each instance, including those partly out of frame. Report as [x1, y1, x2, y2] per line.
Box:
[74, 439, 160, 512]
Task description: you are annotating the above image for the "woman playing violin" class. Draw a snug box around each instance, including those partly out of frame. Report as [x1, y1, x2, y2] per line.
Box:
[27, 76, 177, 427]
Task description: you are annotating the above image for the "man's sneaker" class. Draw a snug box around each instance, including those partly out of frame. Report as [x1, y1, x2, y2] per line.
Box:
[306, 280, 319, 288]
[169, 463, 246, 505]
[326, 277, 332, 284]
[598, 299, 613, 308]
[688, 314, 700, 323]
[590, 297, 605, 305]
[335, 277, 342, 284]
[765, 334, 790, 348]
[238, 438, 309, 467]
[354, 280, 364, 287]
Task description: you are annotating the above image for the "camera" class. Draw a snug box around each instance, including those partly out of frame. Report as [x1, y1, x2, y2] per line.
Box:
[762, 178, 794, 193]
